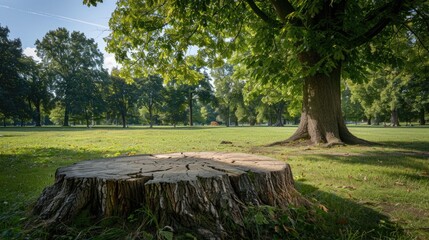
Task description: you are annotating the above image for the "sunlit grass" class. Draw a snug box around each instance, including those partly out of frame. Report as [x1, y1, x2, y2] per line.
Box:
[1, 125, 428, 239]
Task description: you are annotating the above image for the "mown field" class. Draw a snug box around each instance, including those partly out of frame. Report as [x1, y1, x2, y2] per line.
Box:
[1, 126, 428, 239]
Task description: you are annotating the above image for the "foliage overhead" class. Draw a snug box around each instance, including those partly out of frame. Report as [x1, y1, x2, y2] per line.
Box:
[84, 0, 427, 86]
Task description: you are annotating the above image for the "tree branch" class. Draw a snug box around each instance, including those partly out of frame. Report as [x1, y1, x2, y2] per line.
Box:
[403, 23, 429, 53]
[243, 0, 283, 28]
[350, 0, 408, 47]
[268, 0, 295, 21]
[83, 0, 102, 7]
[363, 2, 392, 22]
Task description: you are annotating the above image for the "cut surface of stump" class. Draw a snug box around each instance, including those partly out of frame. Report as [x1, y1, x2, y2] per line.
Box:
[33, 152, 309, 238]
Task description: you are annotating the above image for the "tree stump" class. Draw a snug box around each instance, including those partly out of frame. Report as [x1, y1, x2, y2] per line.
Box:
[33, 152, 309, 238]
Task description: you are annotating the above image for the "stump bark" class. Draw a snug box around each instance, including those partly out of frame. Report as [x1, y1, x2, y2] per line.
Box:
[33, 152, 309, 238]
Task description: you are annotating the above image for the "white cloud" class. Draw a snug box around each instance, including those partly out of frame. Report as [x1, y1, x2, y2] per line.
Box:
[23, 47, 41, 62]
[103, 52, 120, 72]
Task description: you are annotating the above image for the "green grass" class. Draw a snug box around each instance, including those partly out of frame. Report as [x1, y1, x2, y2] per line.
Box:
[1, 125, 428, 239]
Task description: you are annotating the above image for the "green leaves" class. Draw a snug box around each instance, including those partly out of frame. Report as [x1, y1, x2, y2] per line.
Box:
[105, 0, 250, 83]
[0, 25, 29, 120]
[35, 28, 107, 126]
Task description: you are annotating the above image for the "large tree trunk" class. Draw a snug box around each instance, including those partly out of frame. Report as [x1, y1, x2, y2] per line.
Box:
[33, 152, 309, 238]
[275, 52, 368, 146]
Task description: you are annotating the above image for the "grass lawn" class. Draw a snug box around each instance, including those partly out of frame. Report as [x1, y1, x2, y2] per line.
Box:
[1, 125, 428, 239]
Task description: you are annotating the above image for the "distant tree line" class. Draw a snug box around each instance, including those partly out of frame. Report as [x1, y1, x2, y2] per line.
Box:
[1, 25, 427, 127]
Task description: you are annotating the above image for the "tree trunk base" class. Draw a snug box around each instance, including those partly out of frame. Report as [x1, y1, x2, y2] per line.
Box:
[267, 132, 372, 147]
[32, 152, 309, 238]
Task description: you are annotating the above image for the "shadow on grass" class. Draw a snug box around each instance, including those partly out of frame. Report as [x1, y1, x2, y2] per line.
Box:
[0, 147, 107, 167]
[380, 141, 429, 152]
[296, 182, 405, 239]
[0, 147, 111, 208]
[0, 147, 109, 238]
[302, 151, 428, 176]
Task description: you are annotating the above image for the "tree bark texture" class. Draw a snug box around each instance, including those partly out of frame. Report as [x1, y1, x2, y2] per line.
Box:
[33, 152, 308, 238]
[282, 52, 368, 146]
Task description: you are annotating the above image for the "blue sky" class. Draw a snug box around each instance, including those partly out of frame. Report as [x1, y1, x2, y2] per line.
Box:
[0, 0, 117, 70]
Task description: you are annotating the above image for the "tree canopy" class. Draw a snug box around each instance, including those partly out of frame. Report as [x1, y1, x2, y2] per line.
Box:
[20, 56, 53, 126]
[35, 27, 107, 126]
[83, 0, 425, 81]
[0, 25, 27, 121]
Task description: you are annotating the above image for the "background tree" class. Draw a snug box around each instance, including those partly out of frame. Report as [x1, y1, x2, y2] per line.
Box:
[70, 70, 107, 127]
[0, 25, 28, 125]
[404, 72, 429, 125]
[243, 81, 299, 127]
[200, 104, 218, 125]
[349, 20, 428, 127]
[183, 71, 215, 126]
[20, 57, 53, 126]
[240, 85, 261, 126]
[105, 70, 139, 128]
[341, 83, 364, 124]
[212, 65, 244, 127]
[49, 104, 65, 126]
[161, 81, 187, 126]
[35, 28, 105, 126]
[350, 72, 391, 125]
[401, 36, 429, 125]
[136, 75, 164, 128]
